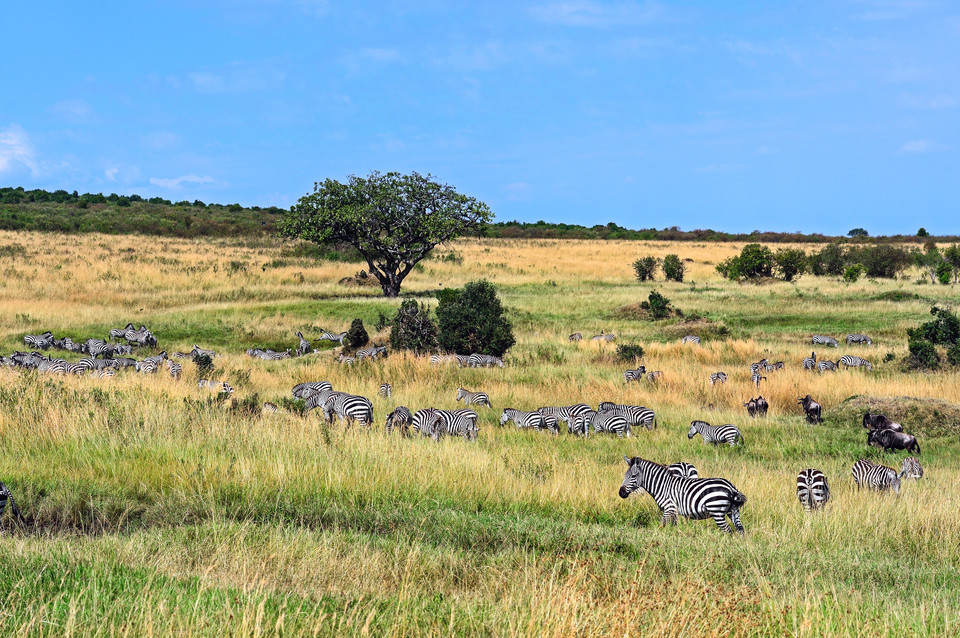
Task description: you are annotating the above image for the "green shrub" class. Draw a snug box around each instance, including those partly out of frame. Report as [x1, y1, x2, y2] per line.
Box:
[774, 248, 807, 281]
[917, 227, 929, 237]
[192, 353, 214, 377]
[848, 245, 912, 278]
[908, 337, 940, 369]
[645, 290, 673, 320]
[947, 343, 960, 366]
[843, 264, 865, 283]
[632, 256, 660, 282]
[913, 306, 960, 345]
[389, 300, 439, 354]
[936, 261, 952, 285]
[718, 244, 773, 281]
[346, 318, 369, 349]
[436, 280, 515, 357]
[616, 344, 645, 361]
[662, 254, 684, 282]
[808, 242, 846, 276]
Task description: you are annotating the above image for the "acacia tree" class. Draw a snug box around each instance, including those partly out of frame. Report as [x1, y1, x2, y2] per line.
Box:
[280, 171, 492, 297]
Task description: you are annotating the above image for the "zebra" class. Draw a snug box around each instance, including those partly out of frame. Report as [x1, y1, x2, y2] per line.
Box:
[303, 389, 337, 412]
[97, 368, 117, 379]
[846, 334, 873, 345]
[817, 360, 838, 373]
[84, 339, 114, 358]
[109, 323, 136, 340]
[582, 410, 631, 437]
[262, 402, 279, 414]
[748, 359, 768, 374]
[687, 421, 743, 446]
[536, 409, 562, 433]
[454, 354, 471, 367]
[591, 332, 616, 342]
[198, 379, 215, 389]
[141, 352, 168, 366]
[568, 332, 582, 342]
[296, 332, 311, 356]
[63, 363, 85, 376]
[500, 408, 546, 430]
[667, 462, 699, 479]
[411, 408, 441, 437]
[680, 335, 701, 345]
[646, 370, 663, 382]
[191, 344, 218, 358]
[114, 357, 138, 369]
[259, 349, 292, 360]
[598, 402, 658, 430]
[839, 355, 873, 371]
[852, 459, 900, 494]
[430, 409, 479, 441]
[900, 457, 923, 480]
[385, 406, 413, 435]
[167, 360, 182, 379]
[136, 360, 158, 374]
[797, 469, 831, 511]
[338, 354, 355, 365]
[0, 480, 26, 526]
[469, 354, 504, 368]
[355, 346, 387, 361]
[378, 382, 392, 398]
[318, 331, 348, 345]
[23, 331, 54, 349]
[292, 382, 333, 399]
[456, 387, 492, 408]
[538, 404, 592, 432]
[764, 361, 785, 372]
[812, 335, 839, 348]
[709, 372, 727, 386]
[322, 393, 374, 426]
[624, 366, 647, 383]
[78, 357, 118, 371]
[752, 372, 766, 387]
[619, 457, 747, 534]
[429, 354, 455, 365]
[802, 352, 817, 370]
[220, 382, 234, 395]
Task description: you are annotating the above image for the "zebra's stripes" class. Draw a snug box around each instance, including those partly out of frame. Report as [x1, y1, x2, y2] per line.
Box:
[303, 389, 337, 412]
[296, 331, 311, 356]
[680, 335, 701, 345]
[839, 355, 873, 371]
[797, 469, 830, 511]
[812, 335, 839, 348]
[687, 420, 743, 446]
[220, 382, 234, 395]
[292, 382, 333, 399]
[23, 332, 54, 349]
[355, 346, 387, 361]
[591, 332, 616, 342]
[262, 402, 279, 414]
[429, 354, 456, 365]
[538, 404, 592, 433]
[109, 323, 136, 340]
[411, 408, 441, 437]
[378, 382, 392, 397]
[322, 392, 374, 426]
[646, 370, 663, 382]
[817, 360, 838, 373]
[167, 360, 182, 379]
[619, 457, 747, 534]
[583, 410, 631, 437]
[0, 480, 25, 526]
[385, 406, 412, 435]
[318, 331, 348, 345]
[752, 372, 766, 387]
[454, 354, 471, 367]
[852, 459, 900, 493]
[598, 402, 658, 430]
[802, 352, 817, 370]
[429, 409, 479, 441]
[764, 361, 785, 371]
[900, 457, 923, 480]
[624, 366, 647, 383]
[469, 354, 504, 368]
[846, 334, 873, 345]
[749, 359, 768, 374]
[500, 408, 546, 430]
[568, 332, 582, 342]
[667, 462, 699, 479]
[456, 387, 492, 408]
[78, 357, 118, 371]
[709, 372, 728, 385]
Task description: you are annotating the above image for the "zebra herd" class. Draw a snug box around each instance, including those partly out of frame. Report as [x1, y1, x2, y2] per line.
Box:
[429, 353, 505, 368]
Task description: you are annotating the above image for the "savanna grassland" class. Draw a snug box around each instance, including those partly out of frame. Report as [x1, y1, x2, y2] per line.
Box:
[1, 231, 959, 637]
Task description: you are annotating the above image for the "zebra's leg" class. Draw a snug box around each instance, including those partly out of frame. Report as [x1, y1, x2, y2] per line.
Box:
[730, 509, 745, 535]
[712, 514, 733, 533]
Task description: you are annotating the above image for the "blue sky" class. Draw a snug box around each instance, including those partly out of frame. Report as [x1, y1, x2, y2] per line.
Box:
[1, 1, 957, 234]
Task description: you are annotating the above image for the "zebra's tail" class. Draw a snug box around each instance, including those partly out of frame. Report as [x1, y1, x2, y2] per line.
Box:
[731, 490, 747, 509]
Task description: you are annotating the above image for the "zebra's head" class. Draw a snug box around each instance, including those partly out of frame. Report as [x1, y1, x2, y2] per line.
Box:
[687, 423, 699, 439]
[456, 388, 466, 401]
[619, 456, 643, 498]
[499, 410, 511, 427]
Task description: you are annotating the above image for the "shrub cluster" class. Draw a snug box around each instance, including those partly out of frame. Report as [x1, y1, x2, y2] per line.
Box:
[906, 306, 960, 369]
[632, 254, 684, 282]
[436, 280, 515, 357]
[719, 242, 920, 282]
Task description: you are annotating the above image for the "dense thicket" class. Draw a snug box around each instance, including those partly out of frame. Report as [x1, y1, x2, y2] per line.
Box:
[436, 280, 515, 357]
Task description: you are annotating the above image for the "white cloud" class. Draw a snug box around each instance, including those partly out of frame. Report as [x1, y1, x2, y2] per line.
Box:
[529, 1, 665, 27]
[0, 124, 39, 175]
[899, 139, 951, 154]
[149, 174, 217, 189]
[105, 168, 119, 181]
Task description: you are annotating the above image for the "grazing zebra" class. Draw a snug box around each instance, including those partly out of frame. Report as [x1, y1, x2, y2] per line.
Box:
[322, 393, 374, 426]
[802, 352, 817, 370]
[817, 360, 838, 373]
[749, 359, 768, 375]
[378, 382, 392, 398]
[114, 357, 138, 369]
[220, 382, 234, 395]
[97, 368, 117, 379]
[582, 410, 631, 437]
[411, 408, 441, 437]
[839, 355, 873, 371]
[109, 323, 136, 340]
[624, 366, 647, 383]
[591, 332, 616, 342]
[296, 332, 311, 356]
[318, 331, 348, 345]
[667, 462, 699, 480]
[709, 372, 727, 386]
[646, 370, 663, 382]
[262, 349, 293, 360]
[385, 406, 413, 435]
[900, 457, 923, 480]
[568, 332, 583, 342]
[141, 352, 168, 366]
[680, 335, 701, 345]
[687, 421, 743, 446]
[846, 334, 873, 345]
[500, 408, 546, 430]
[429, 354, 455, 365]
[536, 409, 561, 433]
[812, 335, 839, 348]
[78, 357, 118, 371]
[63, 363, 85, 376]
[852, 459, 900, 494]
[292, 381, 333, 399]
[430, 409, 479, 441]
[752, 372, 766, 387]
[338, 354, 355, 365]
[456, 387, 492, 408]
[469, 354, 505, 368]
[0, 480, 25, 525]
[538, 404, 592, 431]
[797, 469, 831, 511]
[303, 389, 337, 412]
[454, 354, 472, 367]
[262, 402, 279, 414]
[136, 360, 158, 374]
[598, 403, 658, 430]
[198, 378, 230, 391]
[23, 331, 54, 349]
[619, 457, 747, 534]
[167, 360, 182, 379]
[191, 344, 218, 358]
[764, 361, 785, 372]
[356, 346, 387, 361]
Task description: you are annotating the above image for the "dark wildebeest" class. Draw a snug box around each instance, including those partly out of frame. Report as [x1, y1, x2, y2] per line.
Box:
[797, 395, 822, 424]
[862, 412, 904, 433]
[744, 398, 758, 418]
[868, 428, 920, 455]
[743, 396, 769, 418]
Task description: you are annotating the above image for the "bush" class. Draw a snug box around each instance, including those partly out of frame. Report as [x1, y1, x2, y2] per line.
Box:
[645, 290, 674, 320]
[774, 248, 807, 282]
[936, 261, 952, 285]
[632, 256, 660, 282]
[662, 254, 684, 282]
[436, 280, 515, 357]
[848, 228, 869, 237]
[389, 300, 439, 354]
[908, 337, 940, 369]
[948, 343, 960, 366]
[717, 244, 773, 281]
[346, 318, 369, 349]
[918, 227, 929, 237]
[808, 243, 846, 276]
[913, 306, 960, 345]
[616, 344, 645, 361]
[192, 353, 214, 377]
[843, 264, 865, 283]
[848, 245, 912, 279]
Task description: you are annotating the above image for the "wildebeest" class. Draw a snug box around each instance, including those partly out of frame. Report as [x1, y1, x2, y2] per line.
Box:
[862, 412, 903, 433]
[744, 396, 769, 418]
[797, 395, 822, 424]
[868, 428, 920, 455]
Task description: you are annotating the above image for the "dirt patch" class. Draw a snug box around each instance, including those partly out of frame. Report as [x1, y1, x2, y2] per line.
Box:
[825, 395, 960, 437]
[660, 317, 731, 341]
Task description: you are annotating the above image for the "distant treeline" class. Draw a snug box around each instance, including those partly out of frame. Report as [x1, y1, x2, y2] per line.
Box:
[1, 186, 954, 242]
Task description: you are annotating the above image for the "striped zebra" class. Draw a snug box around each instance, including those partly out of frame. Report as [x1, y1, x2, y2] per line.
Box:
[619, 457, 747, 534]
[537, 409, 561, 433]
[598, 402, 658, 430]
[839, 355, 873, 371]
[78, 357, 118, 371]
[624, 366, 647, 383]
[198, 378, 227, 390]
[23, 331, 54, 349]
[538, 404, 592, 431]
[411, 408, 441, 437]
[318, 331, 348, 345]
[802, 352, 817, 370]
[322, 393, 374, 426]
[454, 354, 471, 367]
[469, 354, 504, 368]
[591, 332, 616, 342]
[646, 370, 663, 382]
[709, 372, 727, 385]
[749, 359, 768, 374]
[292, 382, 333, 399]
[812, 335, 839, 348]
[846, 334, 873, 345]
[568, 332, 582, 342]
[687, 421, 743, 446]
[680, 335, 701, 345]
[303, 389, 337, 412]
[136, 360, 158, 374]
[63, 363, 85, 376]
[752, 372, 766, 387]
[262, 402, 279, 414]
[261, 349, 293, 360]
[764, 361, 784, 372]
[385, 406, 413, 435]
[114, 357, 138, 369]
[500, 408, 546, 430]
[191, 344, 218, 358]
[584, 410, 631, 437]
[141, 352, 168, 366]
[667, 462, 699, 479]
[338, 354, 355, 365]
[429, 354, 455, 365]
[430, 409, 479, 441]
[220, 382, 234, 395]
[900, 457, 923, 480]
[797, 469, 830, 511]
[109, 323, 136, 340]
[167, 360, 182, 379]
[296, 332, 311, 356]
[97, 368, 117, 379]
[355, 346, 387, 361]
[852, 459, 900, 494]
[817, 360, 838, 373]
[456, 387, 492, 408]
[0, 480, 25, 526]
[378, 382, 392, 397]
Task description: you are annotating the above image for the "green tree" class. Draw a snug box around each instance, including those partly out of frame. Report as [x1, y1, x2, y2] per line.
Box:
[774, 248, 807, 282]
[280, 171, 492, 297]
[346, 318, 369, 349]
[843, 263, 865, 283]
[917, 227, 929, 237]
[914, 241, 944, 284]
[847, 228, 869, 237]
[436, 280, 515, 356]
[632, 256, 660, 282]
[643, 290, 673, 319]
[943, 244, 960, 283]
[717, 243, 774, 281]
[389, 300, 439, 354]
[662, 254, 685, 282]
[808, 242, 846, 276]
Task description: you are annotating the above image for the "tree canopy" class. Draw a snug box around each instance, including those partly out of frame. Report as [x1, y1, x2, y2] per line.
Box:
[279, 171, 493, 297]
